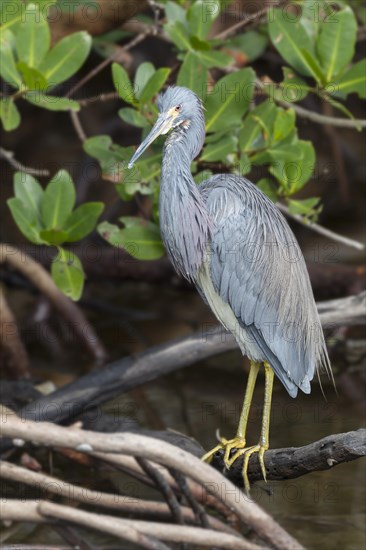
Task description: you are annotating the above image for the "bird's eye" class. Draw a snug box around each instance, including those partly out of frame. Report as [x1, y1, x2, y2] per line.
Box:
[175, 104, 182, 112]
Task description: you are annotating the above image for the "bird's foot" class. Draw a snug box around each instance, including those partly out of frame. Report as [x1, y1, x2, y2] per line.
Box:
[201, 436, 247, 470]
[229, 442, 268, 494]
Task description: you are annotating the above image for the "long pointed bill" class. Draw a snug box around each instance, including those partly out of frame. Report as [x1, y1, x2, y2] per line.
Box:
[128, 113, 174, 169]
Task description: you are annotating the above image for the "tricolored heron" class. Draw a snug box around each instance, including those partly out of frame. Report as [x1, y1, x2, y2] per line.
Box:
[128, 86, 332, 492]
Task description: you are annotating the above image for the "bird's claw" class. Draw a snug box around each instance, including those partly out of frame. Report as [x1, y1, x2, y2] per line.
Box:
[202, 436, 247, 469]
[230, 443, 268, 493]
[202, 438, 268, 494]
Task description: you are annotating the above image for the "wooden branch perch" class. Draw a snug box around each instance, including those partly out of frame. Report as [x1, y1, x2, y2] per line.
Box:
[210, 429, 366, 486]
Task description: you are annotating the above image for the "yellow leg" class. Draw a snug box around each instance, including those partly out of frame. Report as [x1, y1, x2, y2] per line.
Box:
[201, 361, 260, 468]
[202, 361, 275, 494]
[229, 362, 274, 493]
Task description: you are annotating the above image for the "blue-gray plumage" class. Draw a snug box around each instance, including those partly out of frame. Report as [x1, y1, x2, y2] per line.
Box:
[128, 86, 332, 491]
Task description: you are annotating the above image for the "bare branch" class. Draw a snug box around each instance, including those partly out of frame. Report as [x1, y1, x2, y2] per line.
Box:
[0, 413, 303, 549]
[78, 91, 119, 107]
[211, 429, 366, 486]
[0, 147, 49, 177]
[277, 98, 366, 129]
[69, 110, 87, 142]
[136, 458, 185, 525]
[277, 203, 365, 251]
[0, 287, 30, 379]
[214, 1, 285, 40]
[67, 33, 147, 99]
[0, 459, 231, 532]
[0, 500, 260, 550]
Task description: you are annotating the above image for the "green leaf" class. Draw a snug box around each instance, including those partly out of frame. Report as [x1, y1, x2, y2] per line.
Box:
[165, 1, 187, 25]
[165, 20, 192, 51]
[64, 202, 104, 242]
[139, 68, 170, 103]
[325, 95, 359, 125]
[287, 197, 322, 221]
[0, 98, 20, 130]
[195, 49, 232, 69]
[300, 48, 325, 84]
[177, 52, 207, 98]
[278, 67, 310, 102]
[201, 134, 238, 162]
[16, 62, 47, 89]
[269, 141, 315, 194]
[14, 172, 43, 219]
[239, 100, 277, 152]
[0, 29, 22, 88]
[98, 221, 165, 260]
[257, 178, 278, 202]
[0, 0, 23, 32]
[40, 228, 69, 245]
[121, 150, 162, 196]
[316, 6, 357, 81]
[112, 62, 136, 105]
[205, 68, 255, 132]
[238, 153, 251, 176]
[41, 170, 75, 230]
[39, 31, 92, 87]
[335, 59, 366, 98]
[273, 108, 295, 142]
[7, 197, 44, 244]
[25, 93, 80, 111]
[134, 62, 155, 99]
[119, 216, 159, 232]
[226, 30, 268, 63]
[83, 135, 131, 185]
[187, 0, 220, 39]
[51, 248, 85, 301]
[268, 8, 319, 78]
[119, 107, 149, 128]
[15, 3, 50, 68]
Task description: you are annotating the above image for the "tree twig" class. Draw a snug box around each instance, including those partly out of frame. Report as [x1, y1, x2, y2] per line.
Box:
[136, 458, 185, 526]
[169, 469, 210, 528]
[255, 79, 366, 129]
[214, 2, 284, 40]
[277, 203, 365, 251]
[69, 110, 87, 142]
[0, 147, 49, 177]
[66, 33, 147, 99]
[278, 98, 366, 129]
[0, 286, 30, 379]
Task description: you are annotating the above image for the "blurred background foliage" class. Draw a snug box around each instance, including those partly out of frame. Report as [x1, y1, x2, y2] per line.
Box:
[0, 0, 365, 299]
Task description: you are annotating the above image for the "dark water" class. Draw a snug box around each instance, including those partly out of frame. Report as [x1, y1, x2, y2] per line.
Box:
[2, 282, 365, 549]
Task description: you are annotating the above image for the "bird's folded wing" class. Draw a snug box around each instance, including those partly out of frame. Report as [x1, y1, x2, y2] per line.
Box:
[200, 175, 327, 396]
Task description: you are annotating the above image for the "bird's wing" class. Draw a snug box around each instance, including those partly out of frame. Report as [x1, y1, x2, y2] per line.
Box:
[199, 174, 329, 397]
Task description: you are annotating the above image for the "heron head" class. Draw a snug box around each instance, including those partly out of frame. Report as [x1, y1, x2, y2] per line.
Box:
[128, 86, 204, 168]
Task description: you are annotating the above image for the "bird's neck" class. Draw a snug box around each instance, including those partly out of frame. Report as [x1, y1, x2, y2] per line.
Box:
[159, 128, 210, 281]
